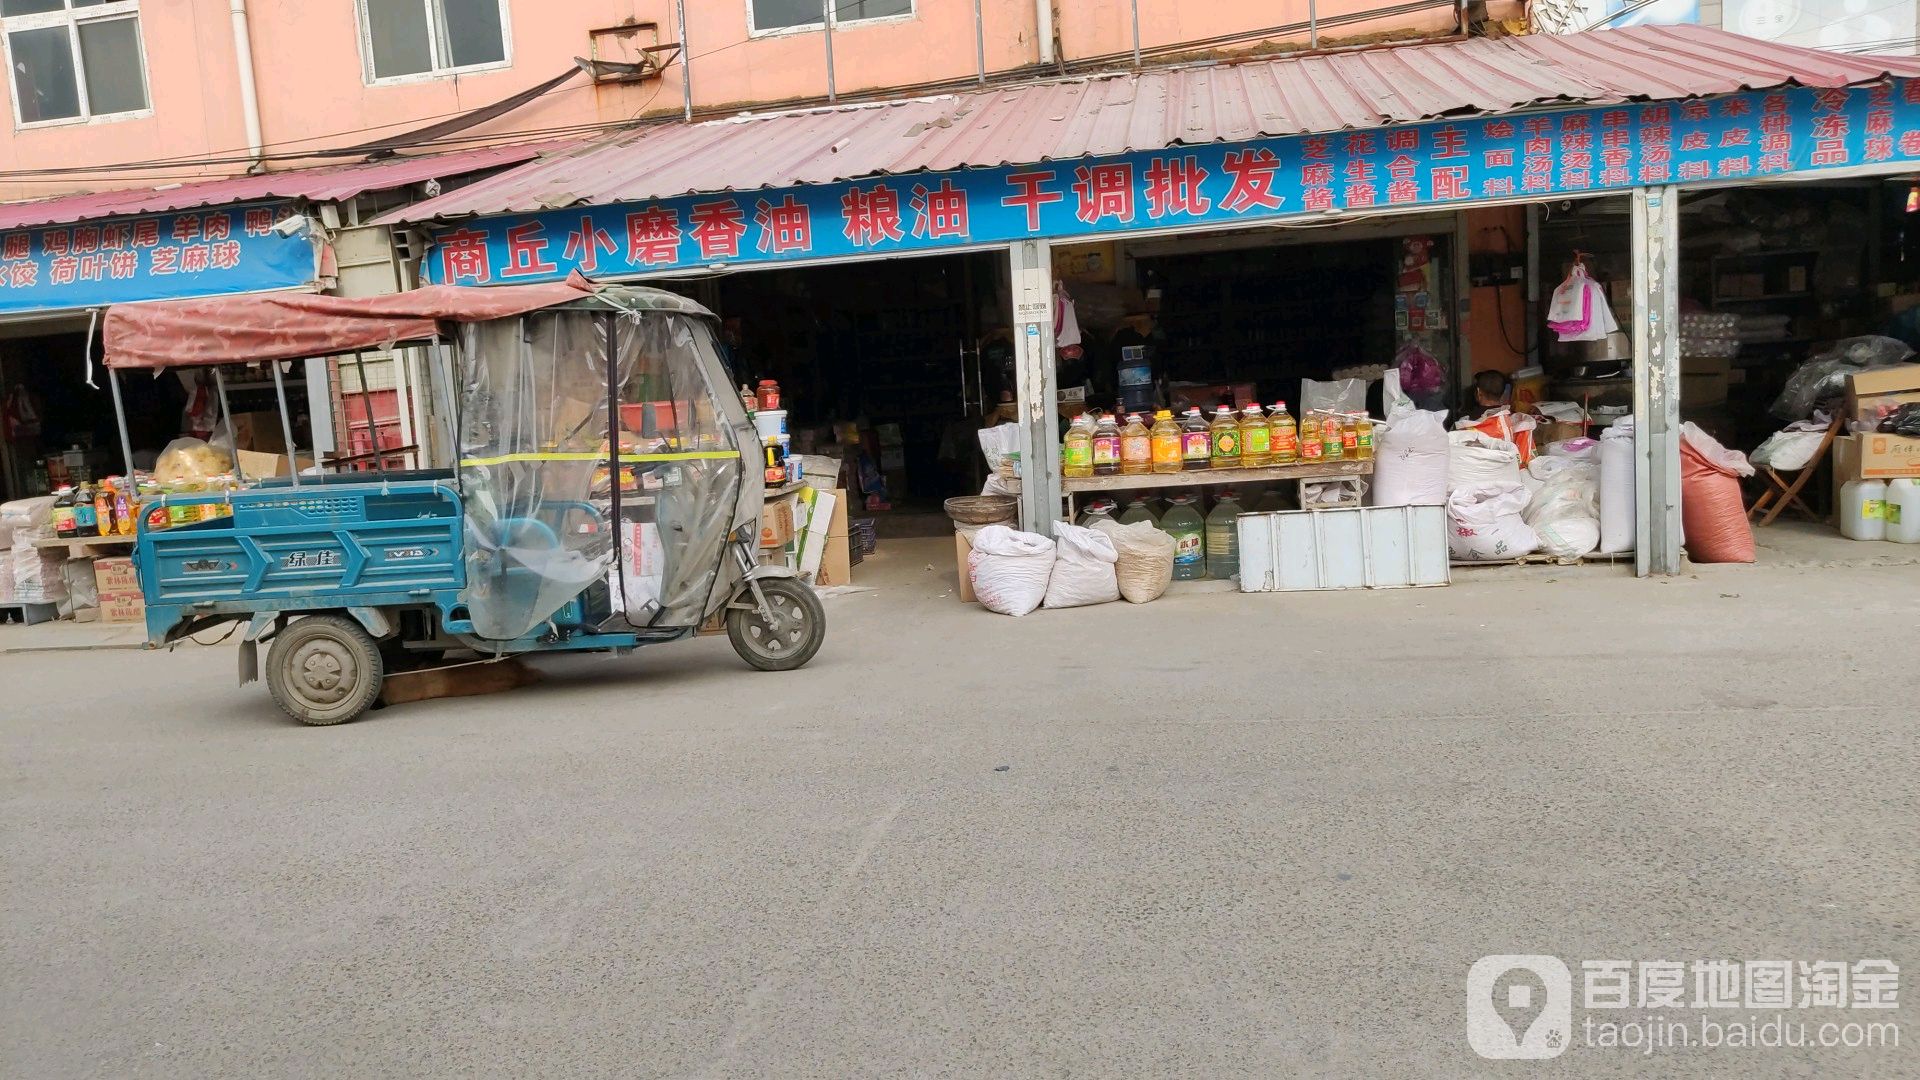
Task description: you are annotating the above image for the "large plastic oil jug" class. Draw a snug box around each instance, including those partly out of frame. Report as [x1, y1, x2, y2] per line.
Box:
[1161, 493, 1205, 579]
[1841, 479, 1887, 541]
[1205, 491, 1243, 581]
[1886, 478, 1920, 544]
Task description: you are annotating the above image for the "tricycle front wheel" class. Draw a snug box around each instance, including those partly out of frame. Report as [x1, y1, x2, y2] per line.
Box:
[726, 578, 825, 672]
[266, 615, 385, 725]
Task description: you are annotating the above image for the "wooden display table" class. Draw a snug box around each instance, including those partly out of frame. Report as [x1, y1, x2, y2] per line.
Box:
[34, 534, 135, 558]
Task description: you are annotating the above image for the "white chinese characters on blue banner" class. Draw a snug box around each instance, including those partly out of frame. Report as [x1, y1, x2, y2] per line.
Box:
[425, 81, 1920, 286]
[0, 201, 318, 315]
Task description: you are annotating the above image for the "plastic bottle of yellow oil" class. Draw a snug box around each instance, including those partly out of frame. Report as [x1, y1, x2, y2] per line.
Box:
[1062, 414, 1094, 478]
[1150, 409, 1182, 474]
[1209, 406, 1241, 469]
[1340, 414, 1360, 458]
[1239, 403, 1271, 467]
[1355, 414, 1375, 461]
[1269, 402, 1298, 465]
[1298, 410, 1323, 463]
[1322, 413, 1344, 461]
[1120, 412, 1152, 475]
[1180, 408, 1212, 471]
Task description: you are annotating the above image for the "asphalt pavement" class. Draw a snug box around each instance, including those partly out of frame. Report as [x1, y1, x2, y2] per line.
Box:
[2, 540, 1915, 1078]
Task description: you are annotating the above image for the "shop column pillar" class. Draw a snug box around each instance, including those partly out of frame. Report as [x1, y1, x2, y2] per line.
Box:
[1008, 239, 1061, 535]
[1631, 186, 1683, 576]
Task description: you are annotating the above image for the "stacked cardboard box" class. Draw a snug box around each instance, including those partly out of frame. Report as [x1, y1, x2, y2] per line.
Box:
[812, 488, 853, 588]
[93, 556, 145, 625]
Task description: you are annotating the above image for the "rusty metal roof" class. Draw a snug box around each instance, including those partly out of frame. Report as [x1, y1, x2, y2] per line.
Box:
[0, 142, 563, 232]
[378, 26, 1920, 226]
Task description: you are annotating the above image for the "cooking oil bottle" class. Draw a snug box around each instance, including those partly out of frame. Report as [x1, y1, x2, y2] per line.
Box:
[1062, 414, 1094, 479]
[1120, 412, 1152, 475]
[1150, 409, 1182, 474]
[1239, 403, 1271, 467]
[1091, 412, 1122, 476]
[1354, 413, 1375, 461]
[1298, 410, 1324, 463]
[1205, 490, 1243, 581]
[1340, 414, 1360, 458]
[1076, 496, 1119, 528]
[1322, 412, 1344, 461]
[1118, 494, 1157, 526]
[1209, 405, 1241, 469]
[1160, 492, 1206, 579]
[1180, 408, 1211, 471]
[1269, 402, 1298, 465]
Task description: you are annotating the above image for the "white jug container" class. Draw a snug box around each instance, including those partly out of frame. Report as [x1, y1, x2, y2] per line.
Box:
[1840, 479, 1888, 541]
[1886, 478, 1920, 544]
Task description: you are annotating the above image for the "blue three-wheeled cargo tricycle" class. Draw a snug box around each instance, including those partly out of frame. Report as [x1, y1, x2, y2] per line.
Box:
[99, 279, 824, 725]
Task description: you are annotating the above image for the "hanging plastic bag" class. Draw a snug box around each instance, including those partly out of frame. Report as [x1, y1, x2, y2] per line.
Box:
[1395, 341, 1447, 409]
[1546, 264, 1594, 336]
[967, 525, 1055, 617]
[1301, 377, 1368, 418]
[1042, 521, 1119, 609]
[1679, 422, 1756, 564]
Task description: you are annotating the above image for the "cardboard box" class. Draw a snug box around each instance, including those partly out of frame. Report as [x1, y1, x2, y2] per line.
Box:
[98, 590, 145, 624]
[759, 496, 796, 548]
[813, 532, 854, 588]
[93, 556, 139, 595]
[826, 487, 850, 536]
[1859, 432, 1920, 479]
[234, 449, 315, 479]
[955, 531, 976, 603]
[230, 411, 288, 453]
[1681, 370, 1729, 406]
[1681, 354, 1733, 376]
[1846, 366, 1920, 427]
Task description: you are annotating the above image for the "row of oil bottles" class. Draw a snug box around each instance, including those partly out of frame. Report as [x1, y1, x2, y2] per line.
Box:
[1075, 490, 1281, 581]
[1062, 403, 1376, 479]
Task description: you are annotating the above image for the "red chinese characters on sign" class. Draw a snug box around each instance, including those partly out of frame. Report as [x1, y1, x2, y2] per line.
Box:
[754, 196, 812, 255]
[204, 214, 232, 242]
[1385, 129, 1419, 152]
[1716, 156, 1753, 178]
[1344, 133, 1376, 157]
[73, 226, 100, 254]
[172, 215, 201, 244]
[1431, 167, 1470, 201]
[1484, 120, 1515, 140]
[181, 246, 212, 274]
[42, 229, 70, 257]
[1720, 128, 1752, 148]
[1810, 113, 1849, 166]
[1, 234, 26, 261]
[133, 220, 160, 248]
[49, 256, 78, 285]
[438, 227, 492, 283]
[1219, 149, 1284, 213]
[149, 248, 179, 276]
[625, 206, 682, 265]
[7, 263, 36, 287]
[1386, 155, 1418, 204]
[841, 185, 904, 247]
[210, 241, 242, 270]
[909, 179, 970, 239]
[108, 250, 139, 278]
[1679, 161, 1710, 181]
[1901, 132, 1920, 156]
[1431, 126, 1467, 159]
[1001, 170, 1063, 232]
[1301, 136, 1331, 163]
[564, 216, 619, 272]
[689, 200, 748, 259]
[1482, 177, 1515, 198]
[1680, 132, 1708, 152]
[502, 222, 557, 278]
[1072, 163, 1135, 225]
[245, 208, 275, 236]
[1143, 156, 1211, 219]
[99, 222, 131, 250]
[1484, 148, 1515, 169]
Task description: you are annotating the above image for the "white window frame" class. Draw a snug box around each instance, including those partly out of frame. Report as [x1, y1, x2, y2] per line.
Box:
[1, 0, 152, 130]
[746, 0, 918, 39]
[355, 0, 514, 86]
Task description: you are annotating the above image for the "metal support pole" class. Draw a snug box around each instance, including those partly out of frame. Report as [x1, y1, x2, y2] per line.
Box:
[1008, 240, 1060, 535]
[1452, 211, 1473, 405]
[1129, 0, 1142, 67]
[270, 360, 301, 487]
[212, 366, 246, 485]
[107, 368, 136, 479]
[676, 0, 693, 120]
[351, 351, 386, 475]
[1632, 186, 1682, 577]
[823, 0, 837, 103]
[972, 0, 987, 85]
[1525, 202, 1541, 366]
[1308, 0, 1319, 49]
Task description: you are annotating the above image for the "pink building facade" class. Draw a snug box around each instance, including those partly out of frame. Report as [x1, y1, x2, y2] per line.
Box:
[0, 0, 1472, 204]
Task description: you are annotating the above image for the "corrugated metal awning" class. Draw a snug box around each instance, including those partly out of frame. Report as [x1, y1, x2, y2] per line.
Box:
[377, 26, 1920, 225]
[0, 142, 569, 232]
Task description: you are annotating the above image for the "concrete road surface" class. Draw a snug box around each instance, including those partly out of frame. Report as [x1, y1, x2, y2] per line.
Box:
[3, 542, 1916, 1078]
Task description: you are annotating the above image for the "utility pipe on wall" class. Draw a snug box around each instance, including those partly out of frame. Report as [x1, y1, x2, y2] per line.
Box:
[676, 0, 693, 120]
[228, 0, 265, 169]
[1034, 0, 1055, 65]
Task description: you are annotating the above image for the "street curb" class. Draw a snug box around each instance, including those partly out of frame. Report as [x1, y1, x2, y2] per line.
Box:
[0, 642, 150, 655]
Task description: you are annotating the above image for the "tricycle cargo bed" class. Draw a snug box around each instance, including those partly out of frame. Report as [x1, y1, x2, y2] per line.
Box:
[134, 479, 464, 639]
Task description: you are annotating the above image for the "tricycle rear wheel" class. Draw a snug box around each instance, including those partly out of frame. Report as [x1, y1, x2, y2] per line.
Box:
[726, 578, 825, 671]
[266, 615, 385, 725]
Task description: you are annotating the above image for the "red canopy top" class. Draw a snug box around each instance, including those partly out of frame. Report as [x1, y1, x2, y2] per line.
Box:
[103, 276, 596, 369]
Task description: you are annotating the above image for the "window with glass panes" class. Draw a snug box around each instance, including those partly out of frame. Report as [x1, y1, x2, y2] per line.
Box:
[1, 0, 147, 124]
[359, 0, 509, 82]
[749, 0, 913, 33]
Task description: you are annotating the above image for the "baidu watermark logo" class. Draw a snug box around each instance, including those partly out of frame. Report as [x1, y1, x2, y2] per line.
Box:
[1468, 955, 1900, 1061]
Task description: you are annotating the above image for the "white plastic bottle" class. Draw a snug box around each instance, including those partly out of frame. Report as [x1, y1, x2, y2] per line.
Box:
[1840, 478, 1888, 541]
[1885, 478, 1920, 544]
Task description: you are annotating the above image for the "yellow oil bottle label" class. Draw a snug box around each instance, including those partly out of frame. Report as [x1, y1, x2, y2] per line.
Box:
[1092, 436, 1120, 466]
[1864, 499, 1886, 520]
[1152, 435, 1182, 465]
[1182, 433, 1211, 462]
[1244, 426, 1271, 456]
[1213, 430, 1240, 460]
[1063, 443, 1092, 468]
[1887, 503, 1902, 525]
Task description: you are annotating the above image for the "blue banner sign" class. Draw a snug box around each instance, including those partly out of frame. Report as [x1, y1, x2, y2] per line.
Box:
[0, 201, 318, 315]
[425, 81, 1920, 285]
